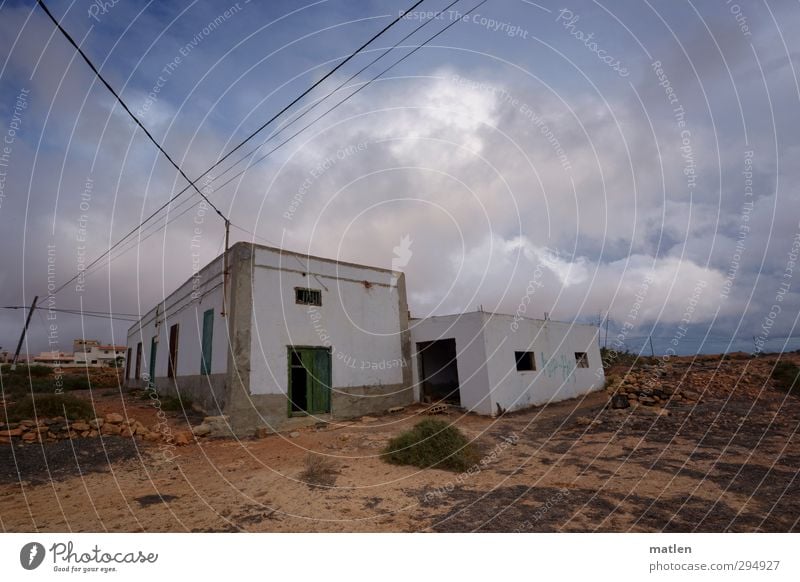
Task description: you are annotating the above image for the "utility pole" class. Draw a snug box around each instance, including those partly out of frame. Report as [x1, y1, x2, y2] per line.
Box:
[604, 312, 610, 348]
[648, 335, 656, 358]
[10, 295, 38, 370]
[221, 219, 230, 317]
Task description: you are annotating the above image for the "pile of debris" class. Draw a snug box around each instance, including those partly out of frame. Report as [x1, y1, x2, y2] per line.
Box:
[605, 367, 703, 410]
[0, 412, 177, 446]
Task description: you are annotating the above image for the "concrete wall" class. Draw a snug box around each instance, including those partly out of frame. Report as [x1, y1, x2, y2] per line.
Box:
[409, 312, 492, 415]
[245, 245, 413, 425]
[481, 314, 604, 413]
[410, 312, 604, 416]
[124, 251, 229, 414]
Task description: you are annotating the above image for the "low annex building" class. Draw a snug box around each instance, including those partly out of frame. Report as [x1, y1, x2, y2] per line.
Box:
[125, 242, 603, 435]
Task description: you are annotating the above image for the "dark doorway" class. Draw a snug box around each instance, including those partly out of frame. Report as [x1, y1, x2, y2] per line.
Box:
[288, 347, 331, 415]
[168, 324, 179, 379]
[417, 339, 461, 405]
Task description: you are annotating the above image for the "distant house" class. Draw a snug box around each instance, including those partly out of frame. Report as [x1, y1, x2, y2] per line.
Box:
[410, 311, 603, 415]
[73, 344, 126, 367]
[32, 351, 74, 366]
[124, 242, 603, 436]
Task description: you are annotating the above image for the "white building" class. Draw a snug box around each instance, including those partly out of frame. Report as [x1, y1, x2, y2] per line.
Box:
[409, 311, 603, 415]
[125, 242, 412, 435]
[74, 343, 126, 367]
[124, 242, 603, 435]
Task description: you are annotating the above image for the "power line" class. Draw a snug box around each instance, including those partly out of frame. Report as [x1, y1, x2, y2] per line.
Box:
[46, 0, 472, 291]
[212, 0, 489, 195]
[210, 0, 466, 187]
[2, 306, 140, 321]
[35, 0, 226, 221]
[33, 0, 429, 301]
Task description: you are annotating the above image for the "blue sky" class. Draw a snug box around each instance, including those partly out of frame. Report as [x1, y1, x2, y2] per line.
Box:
[1, 0, 799, 355]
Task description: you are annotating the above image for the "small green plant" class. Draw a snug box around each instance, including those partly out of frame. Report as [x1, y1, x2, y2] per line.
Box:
[299, 454, 340, 488]
[382, 419, 480, 472]
[5, 393, 95, 422]
[771, 360, 800, 395]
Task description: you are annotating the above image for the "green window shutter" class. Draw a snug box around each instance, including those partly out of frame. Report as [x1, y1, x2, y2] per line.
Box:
[201, 309, 214, 375]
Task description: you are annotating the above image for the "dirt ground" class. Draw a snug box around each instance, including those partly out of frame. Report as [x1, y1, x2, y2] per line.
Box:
[1, 354, 798, 532]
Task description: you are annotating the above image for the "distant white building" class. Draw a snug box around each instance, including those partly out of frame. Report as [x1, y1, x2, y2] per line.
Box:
[409, 311, 603, 415]
[124, 242, 603, 435]
[74, 344, 126, 367]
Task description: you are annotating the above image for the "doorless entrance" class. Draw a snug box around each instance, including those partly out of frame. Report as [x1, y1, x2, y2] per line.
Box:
[288, 347, 331, 415]
[417, 339, 461, 406]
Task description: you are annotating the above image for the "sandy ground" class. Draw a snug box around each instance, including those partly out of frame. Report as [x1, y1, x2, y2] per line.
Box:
[1, 354, 798, 532]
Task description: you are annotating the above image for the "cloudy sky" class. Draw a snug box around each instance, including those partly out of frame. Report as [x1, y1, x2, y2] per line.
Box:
[0, 0, 798, 355]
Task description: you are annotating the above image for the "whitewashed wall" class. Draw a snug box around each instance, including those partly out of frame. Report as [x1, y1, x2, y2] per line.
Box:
[248, 247, 406, 396]
[409, 312, 493, 415]
[482, 314, 604, 413]
[125, 254, 228, 382]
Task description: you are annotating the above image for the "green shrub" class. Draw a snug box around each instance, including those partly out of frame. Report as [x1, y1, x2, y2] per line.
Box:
[771, 361, 800, 395]
[4, 393, 95, 422]
[382, 419, 480, 472]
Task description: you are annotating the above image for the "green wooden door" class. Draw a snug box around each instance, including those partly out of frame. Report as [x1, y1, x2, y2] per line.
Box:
[289, 348, 331, 415]
[309, 348, 331, 414]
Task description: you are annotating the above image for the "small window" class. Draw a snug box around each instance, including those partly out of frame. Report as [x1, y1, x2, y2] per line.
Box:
[515, 351, 536, 371]
[575, 352, 589, 368]
[295, 288, 321, 306]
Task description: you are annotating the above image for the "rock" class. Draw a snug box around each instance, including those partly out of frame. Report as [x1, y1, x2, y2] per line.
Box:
[21, 432, 38, 442]
[361, 416, 378, 423]
[71, 422, 91, 432]
[575, 416, 592, 426]
[173, 431, 192, 446]
[0, 437, 10, 445]
[192, 424, 212, 437]
[387, 406, 405, 414]
[289, 431, 300, 438]
[105, 413, 124, 424]
[610, 394, 630, 409]
[120, 426, 132, 438]
[203, 415, 228, 424]
[89, 418, 104, 429]
[638, 396, 657, 406]
[143, 431, 161, 442]
[89, 430, 98, 437]
[101, 423, 121, 435]
[0, 428, 23, 437]
[254, 427, 272, 439]
[19, 419, 36, 427]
